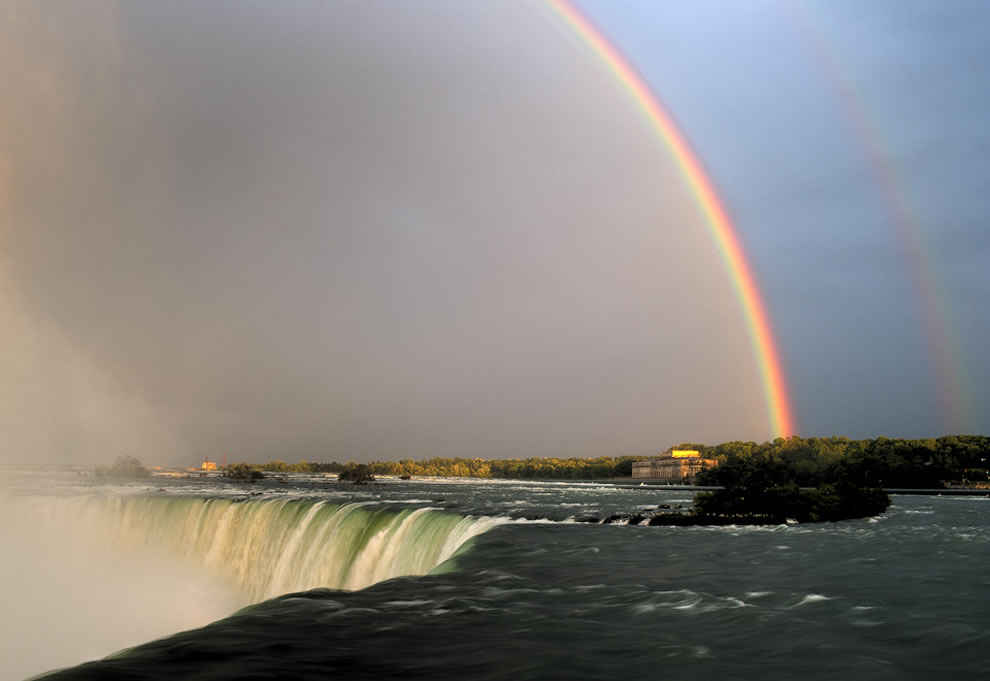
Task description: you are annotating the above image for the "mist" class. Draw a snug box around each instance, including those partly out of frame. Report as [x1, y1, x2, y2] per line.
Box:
[0, 489, 243, 680]
[2, 1, 767, 467]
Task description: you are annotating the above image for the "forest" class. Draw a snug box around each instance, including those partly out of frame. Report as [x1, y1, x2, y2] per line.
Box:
[249, 455, 636, 480]
[234, 435, 989, 487]
[691, 434, 990, 488]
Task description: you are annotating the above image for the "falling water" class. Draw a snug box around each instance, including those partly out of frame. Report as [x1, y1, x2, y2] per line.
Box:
[34, 496, 503, 600]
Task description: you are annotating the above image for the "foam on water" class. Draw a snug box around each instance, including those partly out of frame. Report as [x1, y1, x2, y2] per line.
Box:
[791, 594, 832, 607]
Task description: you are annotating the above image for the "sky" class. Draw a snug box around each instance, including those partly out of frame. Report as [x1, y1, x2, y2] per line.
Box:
[2, 0, 987, 466]
[581, 0, 990, 438]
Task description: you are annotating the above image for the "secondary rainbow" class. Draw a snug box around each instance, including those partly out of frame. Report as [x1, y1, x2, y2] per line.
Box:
[785, 3, 969, 434]
[547, 0, 797, 438]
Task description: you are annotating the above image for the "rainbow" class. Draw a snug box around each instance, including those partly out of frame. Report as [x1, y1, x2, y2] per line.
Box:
[546, 0, 797, 438]
[785, 4, 969, 434]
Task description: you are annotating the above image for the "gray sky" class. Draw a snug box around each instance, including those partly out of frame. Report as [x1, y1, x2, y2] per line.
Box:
[2, 1, 765, 465]
[2, 0, 986, 466]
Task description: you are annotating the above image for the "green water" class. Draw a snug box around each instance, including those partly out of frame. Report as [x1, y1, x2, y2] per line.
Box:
[10, 480, 990, 680]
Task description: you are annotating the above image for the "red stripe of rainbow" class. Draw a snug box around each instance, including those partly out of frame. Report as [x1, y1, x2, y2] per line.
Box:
[547, 0, 796, 438]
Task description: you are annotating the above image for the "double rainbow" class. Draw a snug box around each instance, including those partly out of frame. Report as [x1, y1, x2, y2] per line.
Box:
[547, 0, 796, 438]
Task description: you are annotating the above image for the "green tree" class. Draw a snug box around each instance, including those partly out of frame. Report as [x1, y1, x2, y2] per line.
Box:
[338, 463, 375, 484]
[96, 456, 150, 479]
[223, 463, 265, 481]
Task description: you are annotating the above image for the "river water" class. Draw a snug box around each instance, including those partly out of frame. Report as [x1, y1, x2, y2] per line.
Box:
[6, 473, 989, 680]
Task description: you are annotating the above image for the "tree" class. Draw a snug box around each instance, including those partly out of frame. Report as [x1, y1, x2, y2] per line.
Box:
[223, 463, 265, 481]
[338, 463, 375, 484]
[96, 456, 150, 479]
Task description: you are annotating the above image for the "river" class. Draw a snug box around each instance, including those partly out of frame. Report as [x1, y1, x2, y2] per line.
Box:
[4, 473, 988, 680]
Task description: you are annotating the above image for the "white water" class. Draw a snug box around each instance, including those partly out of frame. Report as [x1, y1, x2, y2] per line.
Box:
[1, 494, 501, 679]
[32, 495, 502, 600]
[0, 495, 239, 680]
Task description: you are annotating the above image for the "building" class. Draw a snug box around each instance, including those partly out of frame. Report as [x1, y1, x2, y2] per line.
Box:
[201, 458, 218, 472]
[631, 449, 717, 482]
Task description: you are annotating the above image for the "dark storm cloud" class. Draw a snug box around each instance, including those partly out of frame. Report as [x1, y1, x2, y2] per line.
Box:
[2, 1, 770, 464]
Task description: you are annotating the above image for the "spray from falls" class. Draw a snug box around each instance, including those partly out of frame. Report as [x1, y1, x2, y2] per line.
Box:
[0, 491, 506, 678]
[39, 496, 503, 601]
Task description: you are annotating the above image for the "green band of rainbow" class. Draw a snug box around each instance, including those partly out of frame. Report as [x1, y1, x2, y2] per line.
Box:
[547, 0, 796, 438]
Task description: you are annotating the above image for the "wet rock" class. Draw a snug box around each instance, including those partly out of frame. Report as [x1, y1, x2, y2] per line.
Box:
[602, 514, 629, 525]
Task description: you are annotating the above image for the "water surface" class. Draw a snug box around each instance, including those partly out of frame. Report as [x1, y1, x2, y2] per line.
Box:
[7, 474, 987, 680]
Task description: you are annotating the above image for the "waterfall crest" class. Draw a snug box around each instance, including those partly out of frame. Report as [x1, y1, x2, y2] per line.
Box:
[39, 496, 502, 600]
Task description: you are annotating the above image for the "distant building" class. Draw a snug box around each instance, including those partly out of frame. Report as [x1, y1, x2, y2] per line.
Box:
[201, 458, 218, 472]
[632, 449, 717, 482]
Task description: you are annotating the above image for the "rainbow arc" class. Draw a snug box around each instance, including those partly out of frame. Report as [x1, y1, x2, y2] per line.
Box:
[547, 0, 797, 438]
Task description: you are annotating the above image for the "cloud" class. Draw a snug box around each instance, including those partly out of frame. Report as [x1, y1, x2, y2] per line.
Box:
[2, 1, 770, 464]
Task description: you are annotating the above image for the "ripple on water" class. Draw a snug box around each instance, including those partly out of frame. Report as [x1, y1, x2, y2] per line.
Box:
[382, 600, 434, 608]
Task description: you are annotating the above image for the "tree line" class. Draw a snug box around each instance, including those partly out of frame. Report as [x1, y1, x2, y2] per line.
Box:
[236, 456, 638, 480]
[691, 435, 990, 488]
[223, 435, 989, 486]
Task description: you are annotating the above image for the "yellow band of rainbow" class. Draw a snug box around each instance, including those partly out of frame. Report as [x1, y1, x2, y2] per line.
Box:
[547, 0, 796, 438]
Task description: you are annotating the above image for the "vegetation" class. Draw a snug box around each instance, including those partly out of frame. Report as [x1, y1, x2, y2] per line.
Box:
[692, 456, 890, 523]
[337, 463, 375, 484]
[692, 435, 990, 489]
[96, 456, 150, 479]
[242, 456, 637, 479]
[216, 435, 989, 487]
[222, 463, 265, 481]
[675, 435, 990, 522]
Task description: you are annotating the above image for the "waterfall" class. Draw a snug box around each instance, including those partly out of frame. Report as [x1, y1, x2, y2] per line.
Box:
[33, 496, 503, 601]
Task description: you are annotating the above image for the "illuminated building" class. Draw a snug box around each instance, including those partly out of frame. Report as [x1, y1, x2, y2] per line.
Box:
[631, 449, 717, 482]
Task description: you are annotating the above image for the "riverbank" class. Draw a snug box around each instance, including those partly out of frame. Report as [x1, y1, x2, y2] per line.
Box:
[581, 479, 990, 496]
